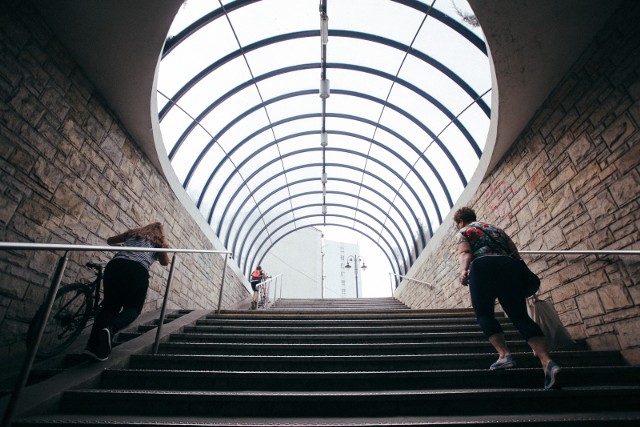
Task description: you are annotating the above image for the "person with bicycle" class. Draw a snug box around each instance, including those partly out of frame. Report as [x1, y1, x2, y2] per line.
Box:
[84, 222, 170, 361]
[249, 266, 266, 310]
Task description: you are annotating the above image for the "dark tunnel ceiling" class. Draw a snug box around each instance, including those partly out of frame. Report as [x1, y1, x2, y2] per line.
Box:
[156, 0, 491, 277]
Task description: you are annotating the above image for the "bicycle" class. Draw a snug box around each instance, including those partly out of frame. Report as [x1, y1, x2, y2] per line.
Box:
[27, 262, 104, 359]
[256, 276, 271, 309]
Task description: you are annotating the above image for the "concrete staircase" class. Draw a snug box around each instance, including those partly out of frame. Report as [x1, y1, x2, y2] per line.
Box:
[11, 297, 640, 426]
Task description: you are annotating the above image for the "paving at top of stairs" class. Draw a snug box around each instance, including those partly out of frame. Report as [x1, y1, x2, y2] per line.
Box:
[8, 297, 640, 426]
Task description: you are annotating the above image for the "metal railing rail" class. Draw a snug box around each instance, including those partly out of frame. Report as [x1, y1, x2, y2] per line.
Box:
[391, 273, 434, 287]
[391, 249, 640, 294]
[0, 241, 232, 427]
[520, 249, 640, 255]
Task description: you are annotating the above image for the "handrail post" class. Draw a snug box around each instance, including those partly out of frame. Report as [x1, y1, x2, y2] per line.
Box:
[2, 251, 70, 427]
[215, 253, 229, 315]
[152, 254, 177, 355]
[390, 273, 394, 296]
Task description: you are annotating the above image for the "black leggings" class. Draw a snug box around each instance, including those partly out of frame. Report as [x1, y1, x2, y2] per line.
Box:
[469, 256, 543, 341]
[88, 258, 149, 347]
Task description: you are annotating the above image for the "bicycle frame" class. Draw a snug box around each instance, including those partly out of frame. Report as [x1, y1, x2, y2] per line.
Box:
[88, 264, 104, 318]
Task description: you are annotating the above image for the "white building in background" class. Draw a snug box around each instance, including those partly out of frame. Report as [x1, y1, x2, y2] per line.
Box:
[257, 230, 363, 300]
[323, 240, 362, 299]
[260, 227, 323, 299]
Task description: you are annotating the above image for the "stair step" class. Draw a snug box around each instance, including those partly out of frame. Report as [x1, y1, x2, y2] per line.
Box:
[99, 366, 640, 391]
[169, 330, 524, 344]
[59, 387, 640, 417]
[128, 351, 627, 371]
[14, 412, 640, 426]
[157, 340, 539, 355]
[216, 309, 476, 319]
[187, 324, 504, 334]
[198, 316, 495, 326]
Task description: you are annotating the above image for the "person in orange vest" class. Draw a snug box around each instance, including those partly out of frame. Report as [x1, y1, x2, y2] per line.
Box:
[249, 266, 266, 310]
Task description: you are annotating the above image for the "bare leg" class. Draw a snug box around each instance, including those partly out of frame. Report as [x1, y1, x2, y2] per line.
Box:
[527, 335, 553, 371]
[488, 333, 511, 358]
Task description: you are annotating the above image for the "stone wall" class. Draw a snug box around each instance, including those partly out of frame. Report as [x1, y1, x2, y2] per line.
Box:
[0, 1, 249, 368]
[396, 2, 640, 363]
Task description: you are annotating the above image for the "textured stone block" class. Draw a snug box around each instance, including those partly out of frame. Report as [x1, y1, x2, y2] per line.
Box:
[576, 291, 605, 318]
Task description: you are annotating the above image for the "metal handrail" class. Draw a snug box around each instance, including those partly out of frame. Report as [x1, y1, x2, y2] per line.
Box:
[390, 249, 640, 294]
[520, 249, 640, 255]
[391, 273, 434, 287]
[0, 241, 232, 427]
[390, 273, 435, 295]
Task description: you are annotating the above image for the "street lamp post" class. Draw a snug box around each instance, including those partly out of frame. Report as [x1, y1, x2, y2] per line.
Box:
[344, 255, 366, 298]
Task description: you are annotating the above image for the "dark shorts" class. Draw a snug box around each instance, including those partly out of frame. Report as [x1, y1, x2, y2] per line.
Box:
[250, 279, 261, 292]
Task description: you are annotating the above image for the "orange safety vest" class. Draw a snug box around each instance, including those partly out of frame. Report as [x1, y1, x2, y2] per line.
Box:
[251, 270, 262, 280]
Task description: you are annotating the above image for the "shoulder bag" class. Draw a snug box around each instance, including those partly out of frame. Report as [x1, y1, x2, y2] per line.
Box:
[470, 227, 541, 297]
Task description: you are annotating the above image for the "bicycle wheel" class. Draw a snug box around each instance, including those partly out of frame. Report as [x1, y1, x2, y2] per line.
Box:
[27, 282, 93, 359]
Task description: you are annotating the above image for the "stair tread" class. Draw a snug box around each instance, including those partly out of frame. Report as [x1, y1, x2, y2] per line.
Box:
[16, 412, 640, 426]
[133, 350, 618, 360]
[66, 385, 640, 396]
[104, 366, 640, 375]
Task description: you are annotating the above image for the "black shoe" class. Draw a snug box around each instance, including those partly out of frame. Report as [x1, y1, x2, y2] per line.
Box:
[544, 360, 561, 389]
[93, 328, 111, 361]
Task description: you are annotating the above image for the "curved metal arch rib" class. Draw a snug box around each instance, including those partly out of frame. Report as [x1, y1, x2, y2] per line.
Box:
[162, 29, 488, 125]
[212, 127, 439, 236]
[178, 64, 478, 193]
[187, 92, 462, 220]
[232, 164, 425, 267]
[244, 202, 409, 275]
[248, 214, 403, 279]
[162, 0, 486, 58]
[229, 176, 421, 264]
[210, 146, 433, 243]
[239, 196, 412, 275]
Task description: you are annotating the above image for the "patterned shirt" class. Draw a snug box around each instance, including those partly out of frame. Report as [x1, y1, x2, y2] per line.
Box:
[111, 236, 159, 270]
[457, 221, 512, 260]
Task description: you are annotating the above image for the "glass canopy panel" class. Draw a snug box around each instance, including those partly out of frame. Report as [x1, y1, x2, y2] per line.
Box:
[328, 94, 385, 126]
[265, 96, 318, 130]
[458, 101, 491, 151]
[328, 69, 393, 104]
[271, 117, 320, 144]
[220, 127, 274, 168]
[395, 57, 477, 120]
[326, 117, 377, 142]
[243, 38, 318, 78]
[256, 68, 319, 102]
[160, 19, 239, 97]
[159, 107, 202, 168]
[414, 9, 488, 93]
[226, 0, 317, 45]
[331, 0, 425, 45]
[383, 86, 453, 140]
[175, 60, 257, 123]
[328, 38, 406, 77]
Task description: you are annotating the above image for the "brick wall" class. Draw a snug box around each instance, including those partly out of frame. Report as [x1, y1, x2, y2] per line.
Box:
[0, 1, 249, 368]
[396, 2, 640, 364]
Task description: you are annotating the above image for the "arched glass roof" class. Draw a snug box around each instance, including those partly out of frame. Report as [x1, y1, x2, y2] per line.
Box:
[156, 0, 491, 279]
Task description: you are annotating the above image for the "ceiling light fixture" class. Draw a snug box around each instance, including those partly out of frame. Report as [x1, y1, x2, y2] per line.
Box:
[319, 78, 330, 98]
